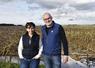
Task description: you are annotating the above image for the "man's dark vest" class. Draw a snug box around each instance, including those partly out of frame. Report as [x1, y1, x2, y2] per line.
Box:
[42, 22, 61, 56]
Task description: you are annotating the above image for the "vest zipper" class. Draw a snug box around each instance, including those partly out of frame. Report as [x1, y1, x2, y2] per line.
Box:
[29, 38, 31, 45]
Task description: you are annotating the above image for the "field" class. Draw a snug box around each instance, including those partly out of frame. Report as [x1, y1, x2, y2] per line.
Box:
[0, 25, 95, 60]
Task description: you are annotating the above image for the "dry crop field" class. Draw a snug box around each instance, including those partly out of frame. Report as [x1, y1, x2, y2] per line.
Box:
[0, 25, 95, 60]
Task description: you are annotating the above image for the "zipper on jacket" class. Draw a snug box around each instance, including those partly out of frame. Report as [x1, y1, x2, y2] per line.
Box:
[29, 38, 31, 45]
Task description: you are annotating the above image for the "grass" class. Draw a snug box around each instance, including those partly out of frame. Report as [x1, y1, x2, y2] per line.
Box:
[0, 62, 45, 68]
[0, 62, 19, 68]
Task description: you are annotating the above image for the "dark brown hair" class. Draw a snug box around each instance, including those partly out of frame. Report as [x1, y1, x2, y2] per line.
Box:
[25, 22, 35, 28]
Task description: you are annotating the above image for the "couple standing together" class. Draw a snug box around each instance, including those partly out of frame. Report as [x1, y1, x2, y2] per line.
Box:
[18, 12, 69, 68]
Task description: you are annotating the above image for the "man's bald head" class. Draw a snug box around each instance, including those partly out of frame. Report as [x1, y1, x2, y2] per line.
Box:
[42, 12, 52, 20]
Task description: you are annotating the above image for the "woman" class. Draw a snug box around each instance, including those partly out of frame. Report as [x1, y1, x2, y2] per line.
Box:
[18, 22, 40, 68]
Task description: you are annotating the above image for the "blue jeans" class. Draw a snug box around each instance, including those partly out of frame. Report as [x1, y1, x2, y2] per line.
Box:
[43, 55, 61, 68]
[20, 58, 40, 68]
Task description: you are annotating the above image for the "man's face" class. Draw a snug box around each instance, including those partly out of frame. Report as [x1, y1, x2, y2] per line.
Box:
[43, 14, 53, 26]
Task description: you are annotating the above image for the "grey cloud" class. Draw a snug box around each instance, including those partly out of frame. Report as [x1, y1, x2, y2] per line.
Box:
[72, 2, 95, 11]
[0, 0, 63, 9]
[1, 0, 95, 13]
[26, 0, 63, 9]
[23, 0, 95, 11]
[39, 2, 62, 9]
[0, 0, 14, 3]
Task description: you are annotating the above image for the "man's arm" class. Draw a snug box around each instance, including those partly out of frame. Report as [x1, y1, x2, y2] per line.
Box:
[59, 25, 69, 56]
[59, 25, 69, 63]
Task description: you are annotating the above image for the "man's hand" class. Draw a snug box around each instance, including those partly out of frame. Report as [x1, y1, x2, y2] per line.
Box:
[62, 55, 68, 64]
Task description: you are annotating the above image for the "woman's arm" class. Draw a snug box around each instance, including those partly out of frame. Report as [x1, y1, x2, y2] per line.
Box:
[33, 38, 43, 59]
[18, 36, 24, 59]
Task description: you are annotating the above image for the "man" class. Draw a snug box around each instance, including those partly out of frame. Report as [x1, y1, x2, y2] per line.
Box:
[41, 12, 69, 68]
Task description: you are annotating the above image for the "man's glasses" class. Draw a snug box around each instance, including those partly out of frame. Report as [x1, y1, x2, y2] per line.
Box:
[43, 17, 51, 21]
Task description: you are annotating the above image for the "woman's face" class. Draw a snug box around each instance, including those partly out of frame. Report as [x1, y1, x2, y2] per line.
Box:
[26, 26, 35, 34]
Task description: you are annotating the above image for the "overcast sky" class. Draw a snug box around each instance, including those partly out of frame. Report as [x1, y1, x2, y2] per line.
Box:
[0, 0, 95, 25]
